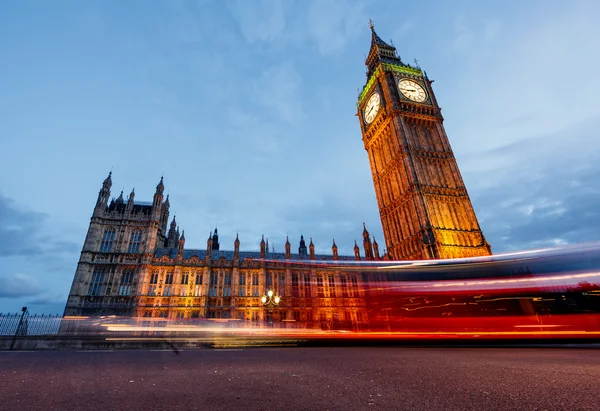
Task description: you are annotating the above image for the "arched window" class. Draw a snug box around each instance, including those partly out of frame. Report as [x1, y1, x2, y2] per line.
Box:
[127, 229, 142, 253]
[118, 269, 135, 296]
[100, 228, 115, 252]
[88, 267, 106, 296]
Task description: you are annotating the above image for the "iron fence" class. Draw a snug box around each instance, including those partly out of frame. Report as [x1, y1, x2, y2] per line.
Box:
[0, 312, 63, 336]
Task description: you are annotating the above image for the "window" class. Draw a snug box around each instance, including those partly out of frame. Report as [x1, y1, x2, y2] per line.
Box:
[251, 274, 259, 297]
[176, 312, 184, 319]
[328, 276, 336, 298]
[88, 268, 105, 296]
[238, 273, 246, 297]
[118, 269, 135, 296]
[291, 274, 299, 297]
[194, 273, 203, 296]
[279, 273, 285, 297]
[148, 271, 158, 296]
[179, 287, 187, 297]
[209, 273, 218, 297]
[100, 228, 115, 252]
[181, 272, 189, 285]
[127, 230, 142, 253]
[316, 275, 324, 297]
[266, 273, 272, 288]
[224, 273, 231, 297]
[341, 276, 348, 298]
[350, 275, 358, 297]
[164, 274, 173, 295]
[304, 274, 311, 297]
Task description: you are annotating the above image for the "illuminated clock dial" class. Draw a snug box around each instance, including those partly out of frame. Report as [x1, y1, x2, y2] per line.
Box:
[398, 79, 427, 102]
[364, 92, 381, 124]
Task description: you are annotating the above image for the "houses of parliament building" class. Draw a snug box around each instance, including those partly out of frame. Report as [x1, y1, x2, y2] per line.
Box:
[64, 26, 492, 326]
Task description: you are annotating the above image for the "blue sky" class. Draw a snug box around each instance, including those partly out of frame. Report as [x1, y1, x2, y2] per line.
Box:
[1, 0, 600, 313]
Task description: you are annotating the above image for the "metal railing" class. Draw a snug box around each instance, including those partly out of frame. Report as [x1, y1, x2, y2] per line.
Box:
[0, 310, 63, 337]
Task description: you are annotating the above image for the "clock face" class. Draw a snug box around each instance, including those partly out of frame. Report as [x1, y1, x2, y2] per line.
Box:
[398, 79, 427, 102]
[364, 92, 381, 124]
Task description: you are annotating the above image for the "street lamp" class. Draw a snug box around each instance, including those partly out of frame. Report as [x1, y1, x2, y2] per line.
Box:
[261, 289, 281, 327]
[261, 289, 280, 310]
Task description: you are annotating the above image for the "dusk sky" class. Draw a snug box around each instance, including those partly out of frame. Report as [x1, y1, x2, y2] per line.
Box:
[1, 0, 599, 314]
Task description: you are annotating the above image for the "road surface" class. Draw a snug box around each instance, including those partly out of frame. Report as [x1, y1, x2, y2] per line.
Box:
[1, 347, 599, 410]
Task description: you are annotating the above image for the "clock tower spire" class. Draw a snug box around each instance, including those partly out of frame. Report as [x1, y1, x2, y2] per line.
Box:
[357, 25, 492, 260]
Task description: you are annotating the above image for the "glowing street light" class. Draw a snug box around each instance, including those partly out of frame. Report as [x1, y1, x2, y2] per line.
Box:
[261, 289, 281, 310]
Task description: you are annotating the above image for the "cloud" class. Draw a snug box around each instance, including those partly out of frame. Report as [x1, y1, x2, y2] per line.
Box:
[27, 294, 67, 306]
[0, 193, 48, 257]
[0, 192, 80, 257]
[0, 273, 43, 298]
[252, 61, 302, 124]
[226, 0, 287, 44]
[306, 0, 368, 55]
[392, 21, 415, 39]
[226, 107, 282, 156]
[465, 116, 600, 252]
[451, 13, 475, 52]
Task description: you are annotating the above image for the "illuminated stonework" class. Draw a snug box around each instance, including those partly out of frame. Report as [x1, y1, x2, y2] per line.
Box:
[357, 25, 492, 260]
[63, 27, 493, 322]
[63, 173, 371, 326]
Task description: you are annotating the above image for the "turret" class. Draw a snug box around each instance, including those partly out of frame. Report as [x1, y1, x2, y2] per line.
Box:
[126, 188, 135, 212]
[158, 194, 170, 240]
[178, 230, 185, 256]
[206, 231, 213, 262]
[166, 215, 178, 248]
[116, 190, 124, 204]
[332, 239, 338, 260]
[362, 223, 374, 260]
[354, 241, 361, 260]
[309, 238, 315, 260]
[285, 237, 291, 259]
[95, 171, 112, 211]
[298, 235, 307, 259]
[207, 231, 213, 251]
[212, 228, 220, 250]
[373, 237, 380, 260]
[234, 233, 240, 260]
[153, 176, 164, 210]
[260, 235, 266, 259]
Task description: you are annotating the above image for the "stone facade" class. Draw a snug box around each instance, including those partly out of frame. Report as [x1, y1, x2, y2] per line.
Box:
[64, 173, 372, 329]
[63, 27, 491, 322]
[357, 24, 492, 260]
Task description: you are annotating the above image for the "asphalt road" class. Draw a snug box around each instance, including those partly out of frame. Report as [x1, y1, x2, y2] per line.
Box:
[1, 347, 599, 410]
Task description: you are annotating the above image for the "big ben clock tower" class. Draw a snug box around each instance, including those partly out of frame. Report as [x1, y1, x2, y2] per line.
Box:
[358, 22, 492, 260]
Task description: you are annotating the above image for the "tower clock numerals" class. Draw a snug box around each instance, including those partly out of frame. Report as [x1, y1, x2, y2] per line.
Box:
[364, 92, 381, 124]
[398, 79, 427, 103]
